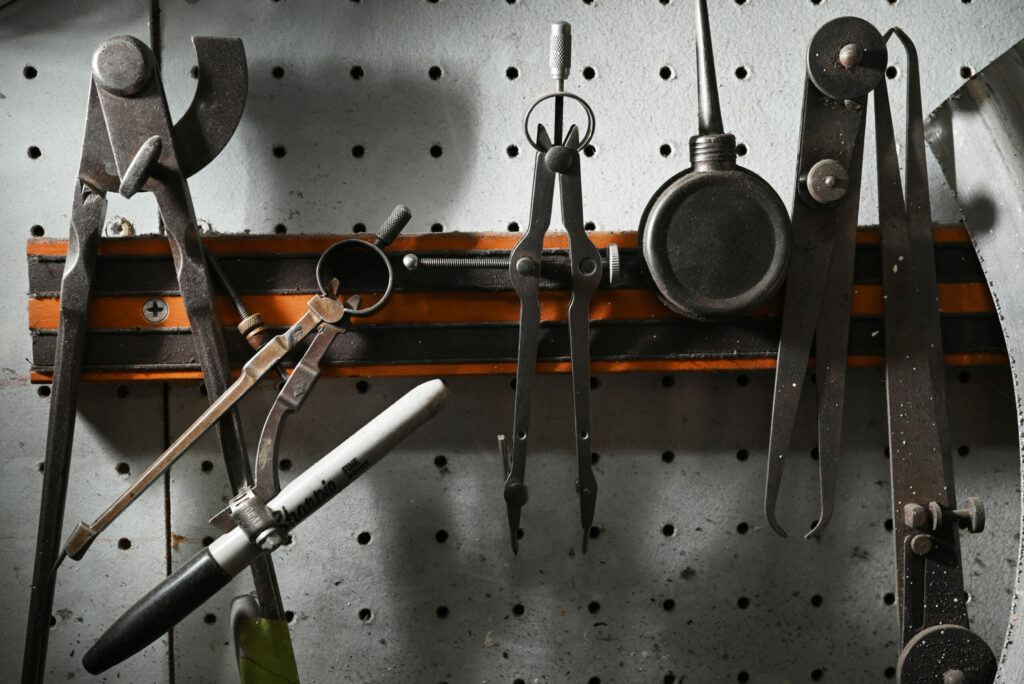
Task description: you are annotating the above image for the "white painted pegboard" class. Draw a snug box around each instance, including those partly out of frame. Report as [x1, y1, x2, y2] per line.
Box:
[1, 1, 1022, 682]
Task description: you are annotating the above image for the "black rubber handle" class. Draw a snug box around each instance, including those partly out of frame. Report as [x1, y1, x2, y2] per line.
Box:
[83, 547, 232, 674]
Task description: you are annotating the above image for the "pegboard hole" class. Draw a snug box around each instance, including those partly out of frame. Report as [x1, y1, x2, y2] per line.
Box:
[429, 65, 443, 80]
[274, 223, 288, 234]
[435, 529, 448, 543]
[512, 603, 525, 616]
[661, 375, 675, 387]
[517, 527, 525, 539]
[888, 0, 898, 4]
[958, 444, 970, 457]
[27, 146, 41, 159]
[662, 523, 675, 537]
[664, 674, 676, 684]
[810, 0, 822, 4]
[884, 592, 895, 605]
[272, 65, 285, 79]
[506, 66, 520, 80]
[884, 666, 896, 679]
[738, 673, 750, 683]
[350, 65, 364, 80]
[115, 384, 129, 399]
[736, 373, 749, 387]
[583, 144, 596, 157]
[587, 601, 600, 614]
[37, 385, 51, 398]
[507, 144, 520, 158]
[115, 462, 130, 475]
[430, 144, 444, 158]
[883, 446, 890, 458]
[285, 610, 295, 623]
[30, 224, 44, 237]
[736, 143, 748, 156]
[202, 535, 214, 546]
[884, 518, 894, 532]
[272, 145, 286, 158]
[811, 669, 824, 681]
[661, 450, 675, 463]
[736, 448, 749, 462]
[37, 462, 45, 473]
[352, 144, 366, 158]
[735, 66, 748, 80]
[507, 221, 520, 232]
[958, 369, 971, 383]
[189, 65, 199, 79]
[588, 678, 601, 684]
[736, 522, 749, 535]
[117, 537, 131, 550]
[358, 608, 372, 622]
[589, 525, 601, 539]
[662, 598, 676, 612]
[515, 679, 526, 684]
[960, 65, 974, 78]
[436, 605, 449, 619]
[280, 458, 292, 471]
[659, 66, 673, 80]
[434, 454, 448, 468]
[49, 615, 56, 627]
[353, 222, 367, 233]
[357, 531, 371, 545]
[737, 596, 750, 609]
[810, 594, 823, 607]
[430, 222, 444, 233]
[355, 380, 369, 393]
[203, 613, 218, 625]
[590, 376, 600, 389]
[584, 221, 596, 231]
[660, 144, 672, 157]
[200, 460, 214, 473]
[582, 66, 596, 80]
[810, 447, 819, 461]
[23, 65, 37, 79]
[886, 65, 899, 79]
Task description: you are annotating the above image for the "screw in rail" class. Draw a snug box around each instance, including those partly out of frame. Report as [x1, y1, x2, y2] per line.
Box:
[403, 243, 621, 286]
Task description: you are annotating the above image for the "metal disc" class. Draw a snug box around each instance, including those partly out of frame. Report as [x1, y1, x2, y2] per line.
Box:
[638, 168, 790, 321]
[896, 624, 996, 684]
[807, 17, 886, 101]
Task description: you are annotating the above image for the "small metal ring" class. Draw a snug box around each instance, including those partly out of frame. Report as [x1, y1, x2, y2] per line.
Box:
[315, 238, 395, 317]
[523, 91, 596, 153]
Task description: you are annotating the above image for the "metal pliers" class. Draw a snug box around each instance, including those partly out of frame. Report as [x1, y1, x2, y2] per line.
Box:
[23, 35, 262, 683]
[501, 22, 602, 555]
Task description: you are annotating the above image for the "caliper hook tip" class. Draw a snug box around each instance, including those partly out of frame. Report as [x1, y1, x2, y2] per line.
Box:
[763, 501, 789, 539]
[47, 551, 68, 581]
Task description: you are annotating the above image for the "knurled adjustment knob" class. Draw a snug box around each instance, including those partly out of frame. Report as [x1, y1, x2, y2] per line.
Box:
[237, 312, 267, 339]
[606, 243, 621, 287]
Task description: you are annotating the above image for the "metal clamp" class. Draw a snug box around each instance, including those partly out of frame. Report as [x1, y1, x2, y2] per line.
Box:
[228, 487, 290, 552]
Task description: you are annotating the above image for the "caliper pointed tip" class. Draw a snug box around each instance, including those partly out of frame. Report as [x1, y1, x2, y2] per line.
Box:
[765, 513, 789, 539]
[48, 551, 67, 581]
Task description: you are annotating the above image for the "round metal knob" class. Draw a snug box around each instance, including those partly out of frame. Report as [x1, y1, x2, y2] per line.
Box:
[92, 35, 153, 96]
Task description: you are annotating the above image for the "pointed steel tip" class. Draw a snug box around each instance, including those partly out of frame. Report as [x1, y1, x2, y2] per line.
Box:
[48, 551, 67, 580]
[581, 532, 588, 554]
[765, 511, 789, 539]
[511, 538, 519, 556]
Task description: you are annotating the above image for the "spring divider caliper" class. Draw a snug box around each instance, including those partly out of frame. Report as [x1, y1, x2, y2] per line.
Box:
[53, 206, 411, 567]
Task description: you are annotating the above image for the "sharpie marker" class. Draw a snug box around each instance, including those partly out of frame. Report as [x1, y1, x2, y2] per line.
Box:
[83, 379, 449, 675]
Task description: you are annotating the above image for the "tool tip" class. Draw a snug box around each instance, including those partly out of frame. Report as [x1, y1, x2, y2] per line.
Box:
[48, 551, 67, 580]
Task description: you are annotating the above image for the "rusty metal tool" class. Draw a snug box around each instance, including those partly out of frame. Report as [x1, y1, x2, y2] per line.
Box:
[877, 29, 994, 683]
[22, 34, 256, 684]
[764, 18, 882, 540]
[55, 206, 410, 567]
[501, 22, 602, 555]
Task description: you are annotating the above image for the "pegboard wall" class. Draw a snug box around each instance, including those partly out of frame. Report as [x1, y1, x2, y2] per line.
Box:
[1, 1, 1022, 682]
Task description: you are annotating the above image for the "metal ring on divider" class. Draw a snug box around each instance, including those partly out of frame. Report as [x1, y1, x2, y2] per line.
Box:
[315, 238, 395, 318]
[522, 91, 596, 153]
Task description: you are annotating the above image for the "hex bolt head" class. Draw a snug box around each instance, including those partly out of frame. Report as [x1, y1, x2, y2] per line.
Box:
[904, 503, 929, 531]
[839, 43, 863, 69]
[545, 145, 574, 174]
[910, 534, 933, 556]
[516, 257, 538, 277]
[806, 159, 849, 204]
[92, 35, 153, 96]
